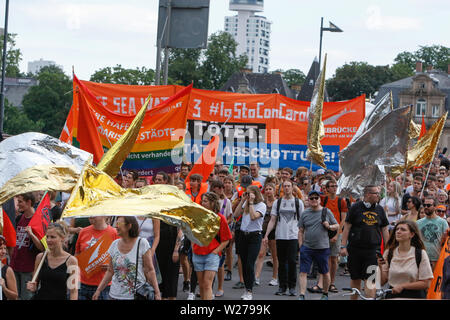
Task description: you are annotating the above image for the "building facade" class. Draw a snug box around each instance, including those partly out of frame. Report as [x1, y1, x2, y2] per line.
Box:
[224, 0, 271, 73]
[376, 62, 450, 148]
[27, 58, 61, 75]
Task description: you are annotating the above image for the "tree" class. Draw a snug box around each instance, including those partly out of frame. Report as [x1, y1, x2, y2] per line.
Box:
[22, 65, 72, 138]
[273, 68, 306, 87]
[394, 45, 450, 73]
[90, 64, 155, 85]
[198, 31, 248, 90]
[0, 33, 23, 78]
[326, 62, 394, 101]
[3, 98, 44, 134]
[167, 48, 202, 86]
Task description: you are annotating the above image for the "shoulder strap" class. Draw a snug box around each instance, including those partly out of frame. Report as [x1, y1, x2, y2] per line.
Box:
[276, 198, 282, 222]
[321, 207, 328, 222]
[134, 238, 141, 292]
[295, 197, 300, 220]
[415, 246, 422, 269]
[337, 197, 342, 221]
[323, 196, 328, 207]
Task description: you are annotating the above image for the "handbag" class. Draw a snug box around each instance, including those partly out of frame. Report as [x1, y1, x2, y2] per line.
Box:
[321, 208, 337, 239]
[134, 238, 155, 300]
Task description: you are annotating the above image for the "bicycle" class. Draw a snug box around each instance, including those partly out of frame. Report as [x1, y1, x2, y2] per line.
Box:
[342, 288, 392, 300]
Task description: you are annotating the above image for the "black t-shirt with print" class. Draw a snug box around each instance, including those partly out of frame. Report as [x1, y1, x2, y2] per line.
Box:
[346, 201, 389, 249]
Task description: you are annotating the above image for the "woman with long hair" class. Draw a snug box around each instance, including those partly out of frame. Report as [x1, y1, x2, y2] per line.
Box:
[192, 192, 232, 300]
[27, 221, 79, 300]
[380, 181, 403, 228]
[402, 196, 421, 221]
[378, 220, 434, 299]
[233, 185, 267, 300]
[255, 183, 278, 287]
[0, 235, 18, 300]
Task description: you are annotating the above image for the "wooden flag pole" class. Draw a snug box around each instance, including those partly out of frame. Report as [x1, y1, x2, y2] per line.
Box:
[31, 249, 48, 283]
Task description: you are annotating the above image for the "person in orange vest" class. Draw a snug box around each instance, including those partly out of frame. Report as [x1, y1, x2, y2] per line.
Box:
[236, 175, 263, 199]
[185, 174, 209, 204]
[275, 167, 303, 199]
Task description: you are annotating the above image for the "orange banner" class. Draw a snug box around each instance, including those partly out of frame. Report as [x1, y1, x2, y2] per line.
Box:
[69, 79, 366, 171]
[427, 235, 449, 299]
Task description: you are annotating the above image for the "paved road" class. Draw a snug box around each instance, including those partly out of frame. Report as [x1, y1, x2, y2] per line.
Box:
[176, 254, 355, 301]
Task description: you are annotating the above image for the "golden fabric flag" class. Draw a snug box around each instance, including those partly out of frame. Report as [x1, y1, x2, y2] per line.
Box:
[61, 164, 220, 246]
[405, 112, 447, 169]
[306, 54, 327, 168]
[409, 119, 421, 140]
[96, 95, 151, 178]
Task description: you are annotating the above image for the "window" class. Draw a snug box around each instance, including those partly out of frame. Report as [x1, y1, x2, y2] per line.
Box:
[416, 99, 426, 116]
[432, 105, 440, 118]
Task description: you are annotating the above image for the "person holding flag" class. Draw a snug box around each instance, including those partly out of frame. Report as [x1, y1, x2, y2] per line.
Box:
[9, 193, 44, 300]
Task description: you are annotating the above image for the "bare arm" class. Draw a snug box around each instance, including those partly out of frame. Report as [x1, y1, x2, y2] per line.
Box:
[151, 219, 160, 254]
[67, 256, 79, 300]
[1, 267, 18, 300]
[93, 259, 114, 300]
[143, 249, 161, 300]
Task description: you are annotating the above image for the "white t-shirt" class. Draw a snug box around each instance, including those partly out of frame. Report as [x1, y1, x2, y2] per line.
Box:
[108, 237, 151, 300]
[240, 201, 266, 232]
[380, 196, 402, 224]
[138, 218, 154, 239]
[271, 198, 304, 240]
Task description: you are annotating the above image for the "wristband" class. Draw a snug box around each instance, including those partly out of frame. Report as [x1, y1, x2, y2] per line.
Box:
[340, 245, 347, 249]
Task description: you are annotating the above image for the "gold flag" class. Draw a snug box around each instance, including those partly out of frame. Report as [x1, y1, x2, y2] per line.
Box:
[97, 95, 151, 178]
[409, 118, 421, 140]
[307, 54, 327, 168]
[61, 164, 220, 246]
[405, 112, 447, 169]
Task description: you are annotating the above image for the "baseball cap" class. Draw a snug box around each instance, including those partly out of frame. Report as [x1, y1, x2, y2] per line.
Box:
[239, 165, 250, 172]
[308, 190, 321, 197]
[240, 175, 253, 188]
[436, 205, 446, 211]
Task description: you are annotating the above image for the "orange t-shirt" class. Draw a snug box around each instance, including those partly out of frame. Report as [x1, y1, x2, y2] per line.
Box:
[75, 225, 119, 286]
[320, 195, 348, 225]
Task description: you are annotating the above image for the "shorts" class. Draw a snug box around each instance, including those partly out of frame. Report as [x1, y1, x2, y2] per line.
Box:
[347, 247, 378, 280]
[299, 246, 330, 274]
[192, 253, 220, 272]
[329, 234, 342, 257]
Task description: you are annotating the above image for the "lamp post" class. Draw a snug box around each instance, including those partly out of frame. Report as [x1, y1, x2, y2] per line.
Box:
[0, 0, 9, 133]
[318, 17, 343, 77]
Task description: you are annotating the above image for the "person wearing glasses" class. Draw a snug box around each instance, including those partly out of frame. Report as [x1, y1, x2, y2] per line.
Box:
[416, 197, 449, 271]
[339, 185, 390, 300]
[297, 190, 339, 300]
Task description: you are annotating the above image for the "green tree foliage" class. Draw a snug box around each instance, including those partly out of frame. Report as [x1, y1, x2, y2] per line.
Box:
[326, 62, 394, 101]
[21, 65, 72, 138]
[3, 98, 44, 134]
[273, 68, 306, 87]
[0, 33, 23, 77]
[167, 48, 202, 86]
[394, 45, 450, 72]
[198, 31, 248, 90]
[90, 64, 155, 85]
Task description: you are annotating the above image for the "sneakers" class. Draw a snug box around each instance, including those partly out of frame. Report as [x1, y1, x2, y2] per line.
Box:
[288, 288, 297, 296]
[298, 294, 305, 300]
[268, 278, 278, 286]
[320, 294, 329, 300]
[241, 291, 253, 300]
[275, 288, 287, 296]
[254, 278, 260, 286]
[187, 292, 195, 300]
[233, 281, 245, 289]
[182, 281, 190, 292]
[224, 270, 232, 281]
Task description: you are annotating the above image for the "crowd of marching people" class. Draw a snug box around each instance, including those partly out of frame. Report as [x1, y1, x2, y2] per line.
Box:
[1, 154, 450, 301]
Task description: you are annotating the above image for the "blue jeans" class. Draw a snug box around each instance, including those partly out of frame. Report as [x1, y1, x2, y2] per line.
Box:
[79, 283, 110, 300]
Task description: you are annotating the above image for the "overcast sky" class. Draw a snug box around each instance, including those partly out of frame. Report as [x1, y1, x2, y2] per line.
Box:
[2, 0, 449, 81]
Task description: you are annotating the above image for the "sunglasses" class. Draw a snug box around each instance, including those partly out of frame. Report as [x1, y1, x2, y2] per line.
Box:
[437, 210, 446, 213]
[423, 204, 433, 207]
[309, 197, 319, 200]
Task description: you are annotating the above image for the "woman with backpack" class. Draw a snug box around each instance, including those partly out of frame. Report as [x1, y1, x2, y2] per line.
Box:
[377, 220, 434, 299]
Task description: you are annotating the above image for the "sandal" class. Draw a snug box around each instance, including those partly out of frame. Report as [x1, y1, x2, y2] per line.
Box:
[329, 284, 338, 293]
[215, 290, 224, 297]
[307, 285, 323, 293]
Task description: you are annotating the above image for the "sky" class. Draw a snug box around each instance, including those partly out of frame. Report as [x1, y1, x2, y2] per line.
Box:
[2, 0, 449, 81]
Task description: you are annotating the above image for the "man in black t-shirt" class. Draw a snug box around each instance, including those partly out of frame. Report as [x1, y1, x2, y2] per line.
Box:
[339, 185, 389, 300]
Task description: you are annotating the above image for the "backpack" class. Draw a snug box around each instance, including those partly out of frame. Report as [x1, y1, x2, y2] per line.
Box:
[276, 197, 300, 222]
[323, 196, 344, 222]
[321, 207, 337, 239]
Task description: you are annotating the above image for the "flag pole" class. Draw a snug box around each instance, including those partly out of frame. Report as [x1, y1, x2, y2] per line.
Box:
[402, 105, 413, 191]
[31, 250, 49, 283]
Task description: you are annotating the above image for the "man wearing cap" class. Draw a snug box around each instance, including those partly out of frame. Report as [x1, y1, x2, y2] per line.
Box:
[264, 179, 304, 296]
[297, 190, 339, 300]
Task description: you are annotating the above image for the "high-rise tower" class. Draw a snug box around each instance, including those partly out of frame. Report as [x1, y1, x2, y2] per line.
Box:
[224, 0, 271, 73]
